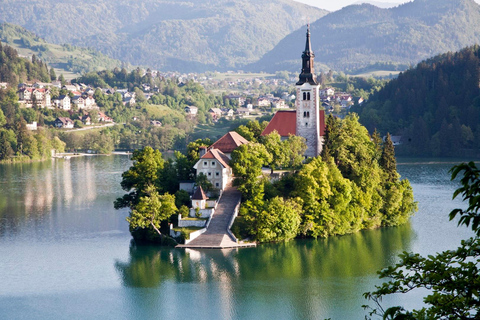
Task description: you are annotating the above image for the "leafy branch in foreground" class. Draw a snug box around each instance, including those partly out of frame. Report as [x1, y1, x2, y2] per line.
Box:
[363, 161, 480, 320]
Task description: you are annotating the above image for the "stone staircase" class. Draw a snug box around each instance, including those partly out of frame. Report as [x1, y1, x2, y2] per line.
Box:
[176, 185, 255, 249]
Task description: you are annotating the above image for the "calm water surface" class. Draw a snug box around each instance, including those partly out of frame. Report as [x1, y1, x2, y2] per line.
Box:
[0, 156, 474, 319]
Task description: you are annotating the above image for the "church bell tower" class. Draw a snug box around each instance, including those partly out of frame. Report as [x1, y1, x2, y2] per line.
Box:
[295, 25, 323, 157]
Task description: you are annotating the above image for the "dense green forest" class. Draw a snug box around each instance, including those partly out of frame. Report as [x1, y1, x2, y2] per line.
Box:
[0, 0, 325, 72]
[353, 45, 480, 157]
[254, 0, 480, 73]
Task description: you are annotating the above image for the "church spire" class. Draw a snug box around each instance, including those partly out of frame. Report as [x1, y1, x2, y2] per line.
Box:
[296, 24, 317, 85]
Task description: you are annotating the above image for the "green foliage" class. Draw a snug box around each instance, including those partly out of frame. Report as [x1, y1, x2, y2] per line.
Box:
[195, 173, 214, 193]
[127, 184, 177, 238]
[231, 114, 417, 242]
[0, 23, 124, 75]
[379, 133, 398, 183]
[114, 146, 164, 210]
[364, 161, 480, 319]
[355, 45, 480, 156]
[256, 197, 302, 242]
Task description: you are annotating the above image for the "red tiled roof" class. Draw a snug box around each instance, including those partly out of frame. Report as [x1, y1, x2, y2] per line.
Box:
[261, 110, 297, 137]
[209, 131, 249, 154]
[201, 148, 230, 168]
[261, 110, 326, 137]
[192, 186, 208, 200]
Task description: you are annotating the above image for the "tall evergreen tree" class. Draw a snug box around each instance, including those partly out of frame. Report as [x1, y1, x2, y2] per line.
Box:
[380, 133, 398, 183]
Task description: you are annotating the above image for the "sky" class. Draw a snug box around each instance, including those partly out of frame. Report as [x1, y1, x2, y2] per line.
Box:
[294, 0, 480, 12]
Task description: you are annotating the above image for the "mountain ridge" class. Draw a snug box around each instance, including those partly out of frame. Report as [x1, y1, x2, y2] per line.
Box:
[0, 0, 327, 72]
[252, 0, 480, 72]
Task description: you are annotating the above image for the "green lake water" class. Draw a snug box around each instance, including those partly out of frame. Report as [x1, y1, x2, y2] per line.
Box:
[0, 156, 474, 319]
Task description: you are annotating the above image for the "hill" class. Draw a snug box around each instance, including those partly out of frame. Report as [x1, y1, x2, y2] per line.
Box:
[352, 45, 480, 157]
[252, 0, 480, 73]
[0, 0, 327, 72]
[0, 23, 125, 77]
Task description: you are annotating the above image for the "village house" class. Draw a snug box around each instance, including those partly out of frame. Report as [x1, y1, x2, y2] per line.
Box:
[54, 95, 71, 110]
[26, 121, 37, 131]
[62, 84, 78, 92]
[98, 111, 113, 123]
[320, 87, 335, 97]
[185, 106, 198, 115]
[208, 131, 249, 159]
[82, 115, 91, 125]
[72, 96, 85, 109]
[271, 98, 286, 109]
[257, 97, 271, 108]
[18, 87, 51, 108]
[226, 94, 246, 107]
[193, 148, 232, 191]
[237, 107, 250, 117]
[209, 108, 223, 121]
[55, 117, 74, 129]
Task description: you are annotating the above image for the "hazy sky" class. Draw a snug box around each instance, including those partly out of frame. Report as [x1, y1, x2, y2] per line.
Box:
[294, 0, 480, 12]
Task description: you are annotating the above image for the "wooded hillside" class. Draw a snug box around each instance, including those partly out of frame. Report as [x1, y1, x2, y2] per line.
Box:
[353, 45, 480, 156]
[0, 0, 326, 72]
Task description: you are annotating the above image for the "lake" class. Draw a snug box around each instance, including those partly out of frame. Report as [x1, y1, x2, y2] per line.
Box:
[0, 156, 474, 319]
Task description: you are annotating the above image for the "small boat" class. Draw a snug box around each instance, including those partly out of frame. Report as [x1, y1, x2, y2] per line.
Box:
[63, 156, 71, 160]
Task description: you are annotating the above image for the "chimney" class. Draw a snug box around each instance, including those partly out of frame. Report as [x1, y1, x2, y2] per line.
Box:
[199, 146, 207, 158]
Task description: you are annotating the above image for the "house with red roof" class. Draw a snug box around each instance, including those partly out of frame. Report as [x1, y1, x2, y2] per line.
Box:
[193, 148, 233, 191]
[208, 131, 249, 158]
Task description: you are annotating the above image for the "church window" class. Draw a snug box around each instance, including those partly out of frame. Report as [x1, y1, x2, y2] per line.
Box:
[305, 122, 308, 127]
[303, 111, 306, 118]
[307, 111, 310, 118]
[307, 92, 311, 100]
[303, 92, 306, 100]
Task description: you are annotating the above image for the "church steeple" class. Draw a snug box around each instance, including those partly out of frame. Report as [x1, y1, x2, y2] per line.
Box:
[296, 25, 317, 86]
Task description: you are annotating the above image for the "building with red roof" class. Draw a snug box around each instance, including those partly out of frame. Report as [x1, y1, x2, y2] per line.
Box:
[193, 148, 233, 191]
[209, 131, 249, 158]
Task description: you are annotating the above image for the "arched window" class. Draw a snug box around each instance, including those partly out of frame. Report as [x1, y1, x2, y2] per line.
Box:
[307, 111, 310, 118]
[303, 92, 307, 100]
[307, 92, 311, 100]
[303, 111, 306, 117]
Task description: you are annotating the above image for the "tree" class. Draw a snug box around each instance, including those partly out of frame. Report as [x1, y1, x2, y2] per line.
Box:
[49, 67, 57, 81]
[114, 146, 164, 210]
[380, 133, 399, 183]
[0, 129, 14, 160]
[364, 161, 480, 319]
[127, 184, 177, 237]
[256, 197, 302, 242]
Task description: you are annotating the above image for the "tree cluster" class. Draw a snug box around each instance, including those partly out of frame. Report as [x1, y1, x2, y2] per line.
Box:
[114, 140, 211, 243]
[231, 114, 417, 243]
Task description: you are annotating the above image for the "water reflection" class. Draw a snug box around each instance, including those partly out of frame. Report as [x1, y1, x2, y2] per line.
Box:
[0, 156, 131, 239]
[115, 224, 413, 318]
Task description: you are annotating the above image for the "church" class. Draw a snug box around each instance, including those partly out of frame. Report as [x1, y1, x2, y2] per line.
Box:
[261, 25, 325, 158]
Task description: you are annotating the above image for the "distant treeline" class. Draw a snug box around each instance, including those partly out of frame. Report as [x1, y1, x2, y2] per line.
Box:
[353, 45, 480, 157]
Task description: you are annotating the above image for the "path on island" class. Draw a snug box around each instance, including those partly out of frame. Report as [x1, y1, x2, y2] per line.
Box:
[176, 184, 256, 249]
